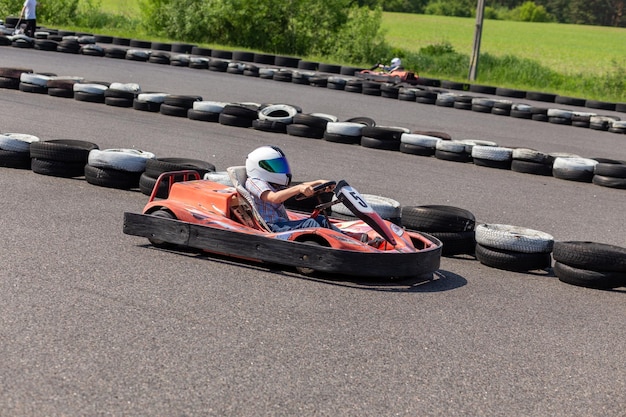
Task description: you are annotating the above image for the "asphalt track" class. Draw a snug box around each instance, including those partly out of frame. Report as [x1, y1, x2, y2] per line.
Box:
[1, 47, 625, 416]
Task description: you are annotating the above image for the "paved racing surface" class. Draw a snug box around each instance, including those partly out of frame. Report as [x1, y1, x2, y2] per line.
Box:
[1, 48, 625, 416]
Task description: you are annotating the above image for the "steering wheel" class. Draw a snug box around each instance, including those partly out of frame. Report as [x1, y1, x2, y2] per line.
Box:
[295, 181, 336, 201]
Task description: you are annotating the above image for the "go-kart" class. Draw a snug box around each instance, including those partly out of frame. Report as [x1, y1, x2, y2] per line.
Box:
[355, 68, 419, 85]
[123, 167, 442, 278]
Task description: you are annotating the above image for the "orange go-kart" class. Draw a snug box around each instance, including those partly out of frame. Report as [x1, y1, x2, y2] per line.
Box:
[356, 68, 419, 85]
[123, 167, 442, 278]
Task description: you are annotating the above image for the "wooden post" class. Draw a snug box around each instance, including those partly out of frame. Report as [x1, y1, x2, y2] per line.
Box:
[468, 0, 485, 81]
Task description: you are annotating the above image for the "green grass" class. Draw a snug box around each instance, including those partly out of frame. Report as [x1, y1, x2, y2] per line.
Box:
[382, 12, 626, 76]
[97, 0, 140, 16]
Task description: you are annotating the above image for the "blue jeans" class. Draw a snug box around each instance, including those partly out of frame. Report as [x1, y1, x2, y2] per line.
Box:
[269, 216, 340, 233]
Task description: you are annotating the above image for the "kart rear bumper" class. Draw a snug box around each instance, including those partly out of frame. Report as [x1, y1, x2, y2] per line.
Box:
[123, 212, 442, 278]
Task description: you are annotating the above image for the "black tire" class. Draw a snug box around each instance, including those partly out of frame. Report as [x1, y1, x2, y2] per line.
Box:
[585, 99, 616, 111]
[74, 91, 105, 103]
[222, 104, 258, 119]
[323, 132, 360, 145]
[495, 87, 526, 98]
[48, 87, 74, 98]
[594, 162, 626, 178]
[232, 51, 254, 62]
[360, 136, 400, 151]
[552, 241, 626, 273]
[144, 157, 216, 179]
[133, 99, 161, 112]
[469, 84, 497, 94]
[510, 109, 533, 119]
[148, 209, 178, 247]
[105, 96, 134, 108]
[31, 158, 86, 178]
[318, 63, 341, 74]
[19, 83, 47, 94]
[252, 119, 288, 134]
[525, 91, 557, 102]
[163, 95, 202, 108]
[592, 175, 626, 189]
[0, 149, 31, 169]
[30, 139, 98, 162]
[472, 157, 512, 170]
[187, 109, 220, 123]
[435, 149, 472, 163]
[286, 124, 324, 139]
[210, 49, 232, 59]
[292, 114, 330, 130]
[274, 55, 300, 68]
[552, 167, 594, 183]
[253, 53, 275, 65]
[218, 113, 254, 128]
[553, 262, 626, 290]
[401, 205, 476, 232]
[511, 160, 553, 176]
[399, 143, 436, 156]
[555, 96, 586, 107]
[361, 126, 405, 141]
[159, 103, 189, 117]
[345, 116, 376, 127]
[84, 164, 141, 189]
[475, 243, 552, 272]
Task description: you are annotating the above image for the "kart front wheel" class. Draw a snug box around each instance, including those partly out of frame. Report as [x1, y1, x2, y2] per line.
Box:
[148, 209, 177, 248]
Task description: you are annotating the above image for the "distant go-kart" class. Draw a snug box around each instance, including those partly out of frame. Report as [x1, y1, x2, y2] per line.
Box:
[123, 167, 442, 278]
[355, 67, 419, 85]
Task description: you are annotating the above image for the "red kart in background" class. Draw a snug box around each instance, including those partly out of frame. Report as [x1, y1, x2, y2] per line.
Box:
[123, 167, 442, 278]
[356, 68, 419, 85]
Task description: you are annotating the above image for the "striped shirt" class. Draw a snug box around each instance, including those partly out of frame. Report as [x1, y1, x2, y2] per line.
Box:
[245, 177, 289, 224]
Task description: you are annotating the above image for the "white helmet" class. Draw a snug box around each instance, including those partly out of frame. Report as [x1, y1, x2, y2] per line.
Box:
[391, 57, 401, 67]
[246, 145, 292, 186]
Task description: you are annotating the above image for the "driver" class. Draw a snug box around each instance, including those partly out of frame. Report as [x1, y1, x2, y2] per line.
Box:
[245, 145, 337, 232]
[376, 57, 402, 73]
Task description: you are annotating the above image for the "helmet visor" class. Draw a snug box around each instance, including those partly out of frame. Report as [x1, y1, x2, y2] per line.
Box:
[259, 157, 290, 174]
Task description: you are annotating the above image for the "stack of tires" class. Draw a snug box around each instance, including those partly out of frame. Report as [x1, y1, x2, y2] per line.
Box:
[30, 139, 99, 178]
[218, 103, 259, 128]
[401, 205, 476, 257]
[188, 101, 229, 123]
[592, 161, 626, 189]
[0, 133, 39, 169]
[474, 224, 554, 272]
[552, 241, 626, 290]
[85, 148, 155, 190]
[160, 95, 202, 118]
[511, 148, 554, 176]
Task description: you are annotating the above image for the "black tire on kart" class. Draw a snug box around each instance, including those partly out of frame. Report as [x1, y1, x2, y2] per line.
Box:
[148, 209, 178, 248]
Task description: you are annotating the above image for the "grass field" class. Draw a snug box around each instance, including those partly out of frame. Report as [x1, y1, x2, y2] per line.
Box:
[382, 12, 626, 76]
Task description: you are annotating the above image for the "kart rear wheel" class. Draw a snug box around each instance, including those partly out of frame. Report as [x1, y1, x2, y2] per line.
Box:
[295, 240, 325, 276]
[148, 209, 177, 248]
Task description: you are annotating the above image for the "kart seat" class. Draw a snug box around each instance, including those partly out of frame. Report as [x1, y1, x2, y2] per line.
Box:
[226, 166, 271, 232]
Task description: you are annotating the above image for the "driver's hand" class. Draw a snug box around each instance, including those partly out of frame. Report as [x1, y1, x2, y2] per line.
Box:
[298, 184, 314, 197]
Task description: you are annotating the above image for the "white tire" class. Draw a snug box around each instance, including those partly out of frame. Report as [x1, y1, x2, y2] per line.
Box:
[547, 108, 573, 118]
[332, 194, 401, 220]
[400, 133, 441, 148]
[137, 93, 169, 103]
[512, 103, 532, 111]
[472, 98, 494, 106]
[88, 149, 156, 172]
[126, 49, 150, 59]
[0, 133, 40, 152]
[193, 101, 229, 113]
[436, 140, 466, 153]
[471, 145, 513, 161]
[475, 223, 554, 253]
[512, 148, 553, 163]
[73, 83, 108, 94]
[109, 82, 141, 93]
[552, 157, 598, 172]
[20, 73, 51, 86]
[258, 104, 299, 123]
[325, 122, 364, 136]
[457, 139, 498, 153]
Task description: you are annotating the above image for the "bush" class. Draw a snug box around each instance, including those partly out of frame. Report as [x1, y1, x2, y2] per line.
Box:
[507, 1, 554, 23]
